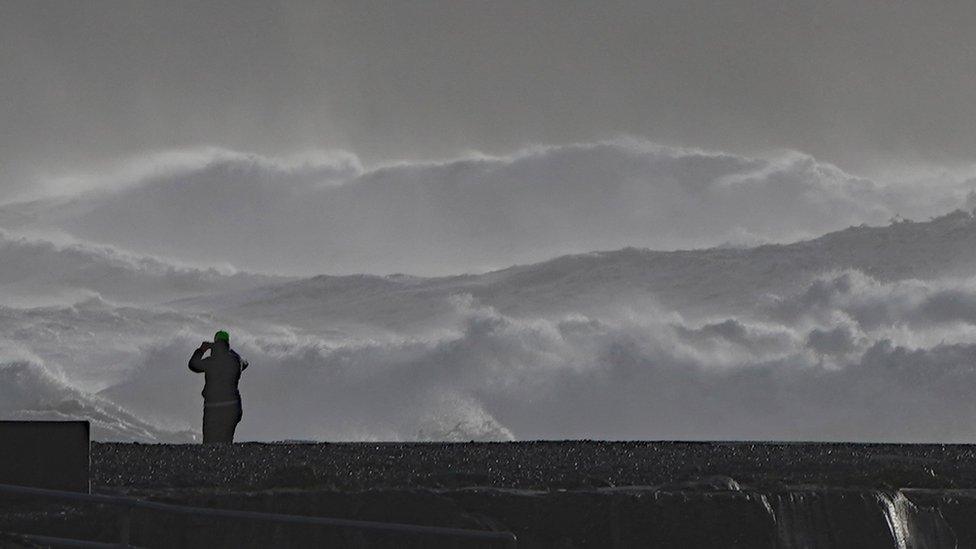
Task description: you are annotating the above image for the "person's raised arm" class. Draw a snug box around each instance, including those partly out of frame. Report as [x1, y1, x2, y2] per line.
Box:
[188, 342, 210, 372]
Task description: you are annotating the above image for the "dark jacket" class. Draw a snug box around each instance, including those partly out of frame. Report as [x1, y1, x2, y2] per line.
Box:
[188, 341, 248, 402]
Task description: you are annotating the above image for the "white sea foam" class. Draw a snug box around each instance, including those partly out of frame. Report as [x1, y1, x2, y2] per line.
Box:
[4, 140, 973, 276]
[3, 205, 976, 441]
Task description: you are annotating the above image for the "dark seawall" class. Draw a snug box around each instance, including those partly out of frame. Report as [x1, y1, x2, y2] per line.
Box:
[4, 441, 976, 547]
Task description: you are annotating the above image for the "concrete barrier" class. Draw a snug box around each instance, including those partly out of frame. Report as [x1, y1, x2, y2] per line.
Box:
[0, 421, 90, 493]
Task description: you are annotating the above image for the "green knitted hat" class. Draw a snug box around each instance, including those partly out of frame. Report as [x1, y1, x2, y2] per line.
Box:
[214, 330, 230, 342]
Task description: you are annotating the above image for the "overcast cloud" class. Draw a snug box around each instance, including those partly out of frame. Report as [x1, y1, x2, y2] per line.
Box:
[4, 1, 976, 199]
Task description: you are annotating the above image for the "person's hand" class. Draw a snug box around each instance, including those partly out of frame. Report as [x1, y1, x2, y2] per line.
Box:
[199, 341, 212, 351]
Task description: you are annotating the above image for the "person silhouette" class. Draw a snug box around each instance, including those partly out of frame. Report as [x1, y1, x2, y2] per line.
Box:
[188, 330, 249, 443]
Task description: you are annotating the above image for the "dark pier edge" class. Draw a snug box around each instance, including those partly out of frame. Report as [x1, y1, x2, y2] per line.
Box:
[0, 421, 90, 494]
[5, 440, 976, 547]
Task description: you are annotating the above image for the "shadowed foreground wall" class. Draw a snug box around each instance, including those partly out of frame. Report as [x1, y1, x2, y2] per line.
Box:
[0, 421, 89, 493]
[3, 441, 976, 547]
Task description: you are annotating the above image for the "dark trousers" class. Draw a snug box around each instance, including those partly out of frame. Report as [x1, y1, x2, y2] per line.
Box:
[202, 400, 242, 444]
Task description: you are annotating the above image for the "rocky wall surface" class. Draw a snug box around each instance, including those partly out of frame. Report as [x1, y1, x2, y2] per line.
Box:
[5, 442, 976, 548]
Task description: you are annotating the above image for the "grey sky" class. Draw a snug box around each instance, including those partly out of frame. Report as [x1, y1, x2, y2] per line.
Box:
[3, 1, 976, 198]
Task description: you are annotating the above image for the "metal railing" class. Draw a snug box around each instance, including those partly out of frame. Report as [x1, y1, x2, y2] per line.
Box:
[0, 483, 517, 548]
[8, 533, 137, 548]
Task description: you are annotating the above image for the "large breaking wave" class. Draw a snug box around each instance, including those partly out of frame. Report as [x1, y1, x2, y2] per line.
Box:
[6, 140, 975, 276]
[3, 209, 976, 441]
